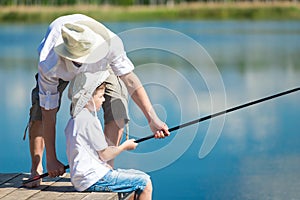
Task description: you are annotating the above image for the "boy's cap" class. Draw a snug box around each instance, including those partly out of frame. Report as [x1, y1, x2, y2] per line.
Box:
[68, 70, 110, 117]
[54, 20, 110, 64]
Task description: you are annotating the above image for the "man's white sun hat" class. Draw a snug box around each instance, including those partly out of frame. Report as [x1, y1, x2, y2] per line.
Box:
[54, 20, 110, 64]
[68, 70, 110, 117]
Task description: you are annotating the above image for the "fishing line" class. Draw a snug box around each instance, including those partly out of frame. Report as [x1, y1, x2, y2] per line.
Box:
[23, 87, 300, 185]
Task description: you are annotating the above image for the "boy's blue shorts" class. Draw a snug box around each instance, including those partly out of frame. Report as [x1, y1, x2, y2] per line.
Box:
[86, 169, 150, 194]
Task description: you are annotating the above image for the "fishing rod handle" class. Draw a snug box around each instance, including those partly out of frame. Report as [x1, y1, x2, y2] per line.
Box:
[135, 128, 175, 143]
[135, 135, 155, 143]
[22, 165, 69, 185]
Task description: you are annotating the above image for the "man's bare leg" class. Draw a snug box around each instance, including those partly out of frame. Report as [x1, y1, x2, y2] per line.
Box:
[24, 120, 44, 188]
[104, 119, 125, 168]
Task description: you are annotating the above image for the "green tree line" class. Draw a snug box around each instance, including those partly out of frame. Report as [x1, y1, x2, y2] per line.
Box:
[1, 0, 296, 6]
[0, 0, 176, 5]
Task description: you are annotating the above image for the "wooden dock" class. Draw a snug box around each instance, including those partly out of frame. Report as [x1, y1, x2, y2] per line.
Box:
[0, 173, 133, 200]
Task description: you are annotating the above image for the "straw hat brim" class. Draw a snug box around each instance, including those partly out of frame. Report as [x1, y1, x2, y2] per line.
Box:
[54, 20, 111, 64]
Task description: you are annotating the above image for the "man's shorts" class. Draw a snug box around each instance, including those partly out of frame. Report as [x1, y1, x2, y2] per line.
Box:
[28, 72, 129, 124]
[102, 70, 130, 125]
[85, 169, 150, 194]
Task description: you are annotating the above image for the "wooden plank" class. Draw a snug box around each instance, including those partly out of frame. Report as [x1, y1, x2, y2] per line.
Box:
[80, 192, 134, 200]
[0, 174, 64, 200]
[42, 175, 75, 193]
[55, 192, 90, 200]
[81, 192, 118, 200]
[0, 173, 133, 200]
[0, 174, 27, 199]
[0, 173, 20, 185]
[2, 186, 44, 200]
[42, 174, 118, 200]
[28, 191, 66, 200]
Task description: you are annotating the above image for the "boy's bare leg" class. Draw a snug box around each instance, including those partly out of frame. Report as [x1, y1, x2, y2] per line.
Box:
[104, 119, 125, 168]
[137, 181, 153, 200]
[24, 120, 44, 188]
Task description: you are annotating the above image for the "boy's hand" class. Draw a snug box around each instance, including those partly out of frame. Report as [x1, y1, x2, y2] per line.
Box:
[123, 139, 138, 150]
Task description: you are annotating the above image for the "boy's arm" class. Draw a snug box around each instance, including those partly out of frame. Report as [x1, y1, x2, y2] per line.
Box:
[97, 139, 137, 162]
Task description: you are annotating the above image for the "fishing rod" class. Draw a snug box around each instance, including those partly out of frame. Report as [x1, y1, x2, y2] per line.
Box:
[22, 165, 69, 185]
[23, 87, 300, 185]
[135, 87, 300, 143]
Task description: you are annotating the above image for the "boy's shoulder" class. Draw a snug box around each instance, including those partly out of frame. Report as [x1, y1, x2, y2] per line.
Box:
[74, 109, 102, 128]
[75, 109, 93, 121]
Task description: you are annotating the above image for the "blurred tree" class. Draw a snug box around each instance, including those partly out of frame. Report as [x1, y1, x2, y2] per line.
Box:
[0, 0, 297, 6]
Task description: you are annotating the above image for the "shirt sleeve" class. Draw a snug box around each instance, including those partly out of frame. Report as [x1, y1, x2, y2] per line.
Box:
[38, 68, 60, 110]
[107, 33, 134, 76]
[37, 20, 62, 110]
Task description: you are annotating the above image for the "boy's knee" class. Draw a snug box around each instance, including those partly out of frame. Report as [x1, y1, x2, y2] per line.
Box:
[144, 180, 153, 193]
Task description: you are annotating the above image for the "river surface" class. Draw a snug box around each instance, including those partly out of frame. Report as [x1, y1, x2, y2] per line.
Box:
[1, 20, 300, 199]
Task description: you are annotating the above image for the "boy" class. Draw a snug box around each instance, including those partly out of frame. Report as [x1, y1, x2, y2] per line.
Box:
[65, 71, 152, 200]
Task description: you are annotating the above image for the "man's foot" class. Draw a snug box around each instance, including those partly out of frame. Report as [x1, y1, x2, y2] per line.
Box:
[23, 171, 42, 188]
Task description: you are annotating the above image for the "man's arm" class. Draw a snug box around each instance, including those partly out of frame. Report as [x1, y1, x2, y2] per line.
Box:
[41, 107, 65, 177]
[120, 72, 170, 138]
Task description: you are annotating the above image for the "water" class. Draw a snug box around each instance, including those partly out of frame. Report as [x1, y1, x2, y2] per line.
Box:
[1, 20, 300, 199]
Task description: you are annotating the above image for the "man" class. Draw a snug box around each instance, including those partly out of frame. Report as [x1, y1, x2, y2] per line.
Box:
[25, 14, 169, 187]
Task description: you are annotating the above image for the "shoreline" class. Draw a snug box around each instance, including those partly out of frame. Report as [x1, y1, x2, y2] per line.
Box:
[1, 2, 300, 23]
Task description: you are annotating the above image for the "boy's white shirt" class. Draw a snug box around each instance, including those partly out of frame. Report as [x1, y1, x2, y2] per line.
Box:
[65, 108, 110, 191]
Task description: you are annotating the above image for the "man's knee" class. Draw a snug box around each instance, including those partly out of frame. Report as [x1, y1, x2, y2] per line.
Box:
[104, 120, 125, 146]
[29, 120, 43, 138]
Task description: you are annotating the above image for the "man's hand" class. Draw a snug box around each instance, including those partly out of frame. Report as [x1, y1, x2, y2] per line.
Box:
[149, 115, 170, 139]
[47, 159, 65, 178]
